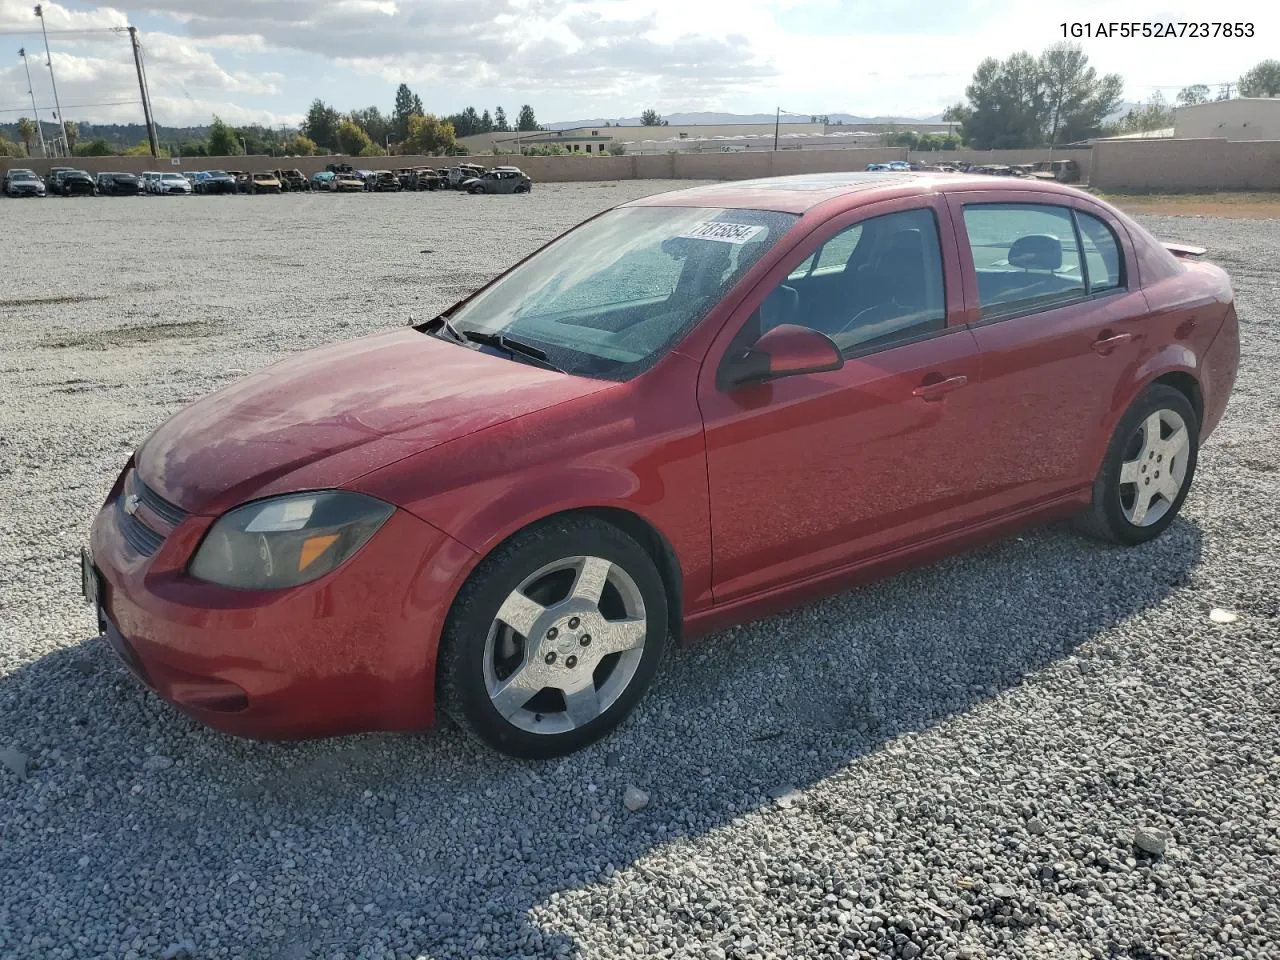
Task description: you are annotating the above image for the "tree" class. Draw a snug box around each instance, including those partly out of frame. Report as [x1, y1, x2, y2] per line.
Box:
[1116, 92, 1174, 133]
[336, 118, 374, 155]
[404, 113, 458, 155]
[640, 108, 662, 126]
[16, 117, 37, 155]
[392, 83, 417, 141]
[179, 140, 209, 157]
[1239, 60, 1280, 98]
[1039, 43, 1123, 144]
[516, 104, 538, 131]
[62, 120, 78, 153]
[302, 98, 341, 151]
[282, 134, 318, 156]
[606, 142, 626, 156]
[0, 135, 24, 157]
[207, 116, 238, 155]
[948, 45, 1120, 148]
[351, 106, 390, 147]
[480, 109, 492, 133]
[73, 138, 113, 156]
[1176, 84, 1211, 107]
[494, 106, 509, 132]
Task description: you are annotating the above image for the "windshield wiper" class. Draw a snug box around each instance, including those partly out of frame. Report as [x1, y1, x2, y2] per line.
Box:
[460, 330, 564, 372]
[420, 313, 467, 345]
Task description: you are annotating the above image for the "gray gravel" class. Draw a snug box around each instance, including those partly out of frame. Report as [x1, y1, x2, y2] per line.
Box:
[1, 189, 1278, 960]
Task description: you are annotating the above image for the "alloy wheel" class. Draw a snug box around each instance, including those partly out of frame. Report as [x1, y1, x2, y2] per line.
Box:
[1119, 408, 1190, 527]
[482, 555, 647, 735]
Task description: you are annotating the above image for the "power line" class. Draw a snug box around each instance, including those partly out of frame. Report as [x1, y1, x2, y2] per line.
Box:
[0, 99, 142, 114]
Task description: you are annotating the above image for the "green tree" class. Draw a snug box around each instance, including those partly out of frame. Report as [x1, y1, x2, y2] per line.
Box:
[73, 138, 113, 156]
[1238, 60, 1280, 98]
[392, 83, 417, 141]
[351, 106, 390, 148]
[948, 45, 1119, 148]
[208, 115, 238, 155]
[494, 106, 509, 131]
[516, 104, 538, 131]
[0, 134, 24, 157]
[445, 106, 481, 137]
[606, 142, 626, 156]
[1116, 92, 1174, 133]
[404, 113, 458, 155]
[63, 120, 79, 153]
[282, 134, 318, 156]
[16, 117, 37, 155]
[302, 98, 341, 151]
[640, 108, 662, 126]
[179, 140, 209, 157]
[1039, 43, 1122, 144]
[1176, 84, 1211, 106]
[336, 117, 374, 155]
[480, 109, 492, 133]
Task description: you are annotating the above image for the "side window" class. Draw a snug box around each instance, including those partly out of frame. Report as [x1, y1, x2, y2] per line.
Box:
[962, 203, 1085, 319]
[759, 207, 947, 355]
[1075, 211, 1125, 293]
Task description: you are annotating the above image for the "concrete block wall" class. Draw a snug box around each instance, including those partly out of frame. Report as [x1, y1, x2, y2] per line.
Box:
[1090, 138, 1280, 190]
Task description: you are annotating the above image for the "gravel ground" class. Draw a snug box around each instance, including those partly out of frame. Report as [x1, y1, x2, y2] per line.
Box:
[1, 188, 1278, 960]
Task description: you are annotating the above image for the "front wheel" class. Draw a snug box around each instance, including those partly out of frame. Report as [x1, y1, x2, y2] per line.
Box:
[437, 516, 668, 758]
[1076, 384, 1199, 545]
[468, 184, 484, 194]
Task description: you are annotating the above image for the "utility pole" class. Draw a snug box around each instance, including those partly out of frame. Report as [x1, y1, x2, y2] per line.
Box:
[774, 107, 780, 151]
[127, 27, 159, 158]
[18, 48, 49, 158]
[33, 5, 69, 156]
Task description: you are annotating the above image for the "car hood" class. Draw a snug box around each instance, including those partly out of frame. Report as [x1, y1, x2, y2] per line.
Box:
[136, 328, 610, 516]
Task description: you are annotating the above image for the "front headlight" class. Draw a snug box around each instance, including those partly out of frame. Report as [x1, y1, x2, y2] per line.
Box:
[189, 491, 394, 590]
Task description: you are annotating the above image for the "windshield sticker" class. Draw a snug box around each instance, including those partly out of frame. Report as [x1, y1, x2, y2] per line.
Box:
[678, 222, 766, 244]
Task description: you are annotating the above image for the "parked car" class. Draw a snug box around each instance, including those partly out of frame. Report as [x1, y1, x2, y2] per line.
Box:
[865, 163, 892, 172]
[52, 169, 97, 197]
[140, 171, 163, 194]
[153, 172, 193, 195]
[250, 172, 282, 194]
[369, 170, 402, 192]
[1031, 159, 1082, 184]
[886, 160, 911, 171]
[395, 167, 419, 190]
[329, 171, 366, 193]
[273, 168, 310, 192]
[462, 166, 532, 194]
[46, 166, 75, 192]
[414, 167, 445, 191]
[325, 162, 357, 176]
[95, 172, 143, 196]
[195, 170, 238, 195]
[82, 172, 1239, 758]
[3, 168, 46, 197]
[310, 171, 336, 191]
[224, 171, 253, 194]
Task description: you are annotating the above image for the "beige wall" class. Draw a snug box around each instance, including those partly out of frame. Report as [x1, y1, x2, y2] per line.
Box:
[1091, 137, 1280, 190]
[1175, 99, 1280, 141]
[915, 148, 1093, 181]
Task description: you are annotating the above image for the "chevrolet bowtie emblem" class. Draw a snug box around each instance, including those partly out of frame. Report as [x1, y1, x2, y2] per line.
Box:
[124, 494, 141, 516]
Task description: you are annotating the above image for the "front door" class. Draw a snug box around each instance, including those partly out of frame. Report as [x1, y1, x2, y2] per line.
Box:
[697, 198, 985, 605]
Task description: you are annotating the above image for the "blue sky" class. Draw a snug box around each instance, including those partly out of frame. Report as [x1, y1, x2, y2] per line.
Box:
[2, 0, 1277, 129]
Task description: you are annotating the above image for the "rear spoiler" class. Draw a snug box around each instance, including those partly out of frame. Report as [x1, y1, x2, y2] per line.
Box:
[1162, 241, 1207, 259]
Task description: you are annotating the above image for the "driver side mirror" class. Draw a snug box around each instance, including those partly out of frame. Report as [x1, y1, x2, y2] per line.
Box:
[723, 323, 844, 388]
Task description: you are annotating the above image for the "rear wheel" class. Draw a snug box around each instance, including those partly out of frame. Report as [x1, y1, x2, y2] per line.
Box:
[1076, 384, 1199, 545]
[437, 516, 668, 758]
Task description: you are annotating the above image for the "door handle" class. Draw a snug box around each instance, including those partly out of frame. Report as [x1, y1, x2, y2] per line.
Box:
[1091, 331, 1135, 355]
[912, 375, 968, 401]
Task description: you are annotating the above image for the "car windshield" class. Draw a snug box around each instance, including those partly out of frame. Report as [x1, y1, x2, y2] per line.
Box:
[12, 171, 36, 180]
[161, 174, 185, 181]
[445, 206, 798, 380]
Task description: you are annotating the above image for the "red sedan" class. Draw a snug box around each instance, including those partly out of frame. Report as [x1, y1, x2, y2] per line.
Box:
[85, 172, 1239, 757]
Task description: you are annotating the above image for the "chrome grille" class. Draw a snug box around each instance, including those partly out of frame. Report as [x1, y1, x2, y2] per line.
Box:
[116, 469, 188, 557]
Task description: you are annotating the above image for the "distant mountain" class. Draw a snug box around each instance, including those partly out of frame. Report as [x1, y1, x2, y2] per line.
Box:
[545, 110, 941, 130]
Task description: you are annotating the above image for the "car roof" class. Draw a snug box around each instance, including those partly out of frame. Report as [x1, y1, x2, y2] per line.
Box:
[622, 171, 1093, 214]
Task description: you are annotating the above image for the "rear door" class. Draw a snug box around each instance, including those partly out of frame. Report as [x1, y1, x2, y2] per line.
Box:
[945, 190, 1147, 513]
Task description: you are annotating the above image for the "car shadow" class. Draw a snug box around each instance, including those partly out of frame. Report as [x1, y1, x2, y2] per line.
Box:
[0, 518, 1203, 959]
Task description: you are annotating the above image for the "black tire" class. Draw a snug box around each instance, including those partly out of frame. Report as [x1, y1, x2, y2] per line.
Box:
[468, 184, 484, 195]
[1076, 384, 1199, 545]
[436, 515, 669, 758]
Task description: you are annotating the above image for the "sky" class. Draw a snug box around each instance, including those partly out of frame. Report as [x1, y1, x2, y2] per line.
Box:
[0, 0, 1277, 130]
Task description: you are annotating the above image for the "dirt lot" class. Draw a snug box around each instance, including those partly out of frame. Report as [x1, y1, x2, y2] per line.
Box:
[1, 185, 1278, 960]
[1095, 190, 1280, 220]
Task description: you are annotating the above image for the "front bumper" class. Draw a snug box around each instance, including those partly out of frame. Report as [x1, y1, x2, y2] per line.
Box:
[87, 475, 477, 739]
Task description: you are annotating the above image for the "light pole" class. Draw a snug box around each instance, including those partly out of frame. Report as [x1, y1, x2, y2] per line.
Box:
[238, 137, 247, 156]
[773, 106, 780, 151]
[18, 48, 49, 158]
[33, 5, 69, 156]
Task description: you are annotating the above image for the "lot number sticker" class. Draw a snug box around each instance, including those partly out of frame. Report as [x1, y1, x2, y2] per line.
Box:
[679, 222, 765, 244]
